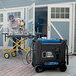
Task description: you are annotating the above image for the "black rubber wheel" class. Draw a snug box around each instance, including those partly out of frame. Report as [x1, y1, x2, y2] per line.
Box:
[11, 52, 16, 57]
[59, 64, 67, 72]
[4, 53, 10, 59]
[35, 65, 44, 73]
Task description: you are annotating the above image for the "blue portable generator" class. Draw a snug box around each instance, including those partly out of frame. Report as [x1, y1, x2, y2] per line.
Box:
[32, 39, 68, 73]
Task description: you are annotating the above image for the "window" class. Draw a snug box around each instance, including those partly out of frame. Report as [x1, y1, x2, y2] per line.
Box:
[8, 12, 21, 21]
[56, 8, 60, 18]
[61, 8, 64, 18]
[0, 14, 3, 22]
[51, 8, 55, 18]
[28, 7, 33, 21]
[51, 8, 69, 19]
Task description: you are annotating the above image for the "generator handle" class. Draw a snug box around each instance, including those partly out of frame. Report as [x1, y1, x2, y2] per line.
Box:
[66, 45, 69, 65]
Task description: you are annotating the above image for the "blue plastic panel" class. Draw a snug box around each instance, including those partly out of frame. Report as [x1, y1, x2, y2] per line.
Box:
[44, 62, 59, 65]
[40, 39, 61, 43]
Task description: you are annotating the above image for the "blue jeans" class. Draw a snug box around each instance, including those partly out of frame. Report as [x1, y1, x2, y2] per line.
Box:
[13, 37, 21, 52]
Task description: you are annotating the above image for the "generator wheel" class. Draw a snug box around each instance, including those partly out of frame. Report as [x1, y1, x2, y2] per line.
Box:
[11, 52, 16, 57]
[59, 64, 67, 72]
[26, 51, 32, 64]
[4, 53, 10, 59]
[35, 65, 44, 73]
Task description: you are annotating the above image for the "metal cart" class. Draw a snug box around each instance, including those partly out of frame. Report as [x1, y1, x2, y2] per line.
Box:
[2, 33, 35, 64]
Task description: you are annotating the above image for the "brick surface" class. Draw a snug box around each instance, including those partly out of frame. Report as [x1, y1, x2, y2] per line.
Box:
[1, 49, 76, 76]
[0, 50, 36, 76]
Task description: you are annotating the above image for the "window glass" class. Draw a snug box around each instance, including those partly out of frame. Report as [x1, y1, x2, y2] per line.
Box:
[51, 14, 55, 18]
[65, 14, 69, 18]
[51, 7, 69, 19]
[28, 7, 33, 20]
[0, 14, 3, 22]
[51, 8, 55, 12]
[65, 8, 69, 18]
[61, 8, 64, 18]
[51, 8, 55, 18]
[56, 8, 60, 18]
[8, 12, 21, 21]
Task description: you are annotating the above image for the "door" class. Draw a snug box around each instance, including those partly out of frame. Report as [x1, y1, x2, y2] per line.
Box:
[27, 3, 35, 35]
[48, 4, 73, 53]
[25, 3, 35, 49]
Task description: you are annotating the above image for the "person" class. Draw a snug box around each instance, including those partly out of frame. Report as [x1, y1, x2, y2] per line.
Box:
[8, 15, 25, 55]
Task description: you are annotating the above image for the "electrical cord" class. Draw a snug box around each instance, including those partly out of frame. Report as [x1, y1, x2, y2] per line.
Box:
[21, 39, 33, 65]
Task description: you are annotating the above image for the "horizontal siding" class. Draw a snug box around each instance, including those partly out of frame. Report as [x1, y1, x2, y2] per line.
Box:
[0, 0, 76, 9]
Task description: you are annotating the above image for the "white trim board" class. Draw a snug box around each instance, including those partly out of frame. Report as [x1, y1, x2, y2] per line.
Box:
[72, 3, 76, 53]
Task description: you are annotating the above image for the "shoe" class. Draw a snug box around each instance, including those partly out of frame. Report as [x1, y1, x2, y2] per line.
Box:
[18, 51, 23, 55]
[18, 50, 23, 55]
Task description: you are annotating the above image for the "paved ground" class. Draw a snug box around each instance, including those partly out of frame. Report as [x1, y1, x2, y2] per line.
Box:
[0, 50, 36, 76]
[0, 50, 76, 76]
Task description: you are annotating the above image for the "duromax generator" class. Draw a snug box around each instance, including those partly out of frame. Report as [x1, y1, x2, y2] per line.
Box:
[32, 39, 68, 73]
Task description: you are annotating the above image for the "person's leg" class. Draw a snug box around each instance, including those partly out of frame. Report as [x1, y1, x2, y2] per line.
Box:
[18, 37, 22, 54]
[13, 37, 16, 53]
